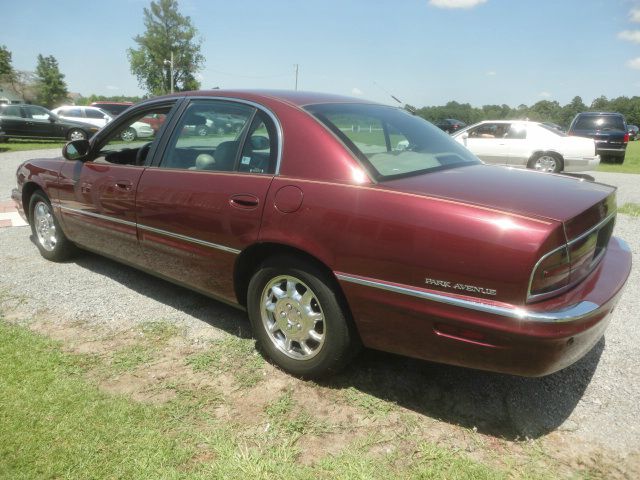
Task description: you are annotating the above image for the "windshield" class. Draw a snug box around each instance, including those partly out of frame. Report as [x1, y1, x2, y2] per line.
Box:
[305, 103, 480, 181]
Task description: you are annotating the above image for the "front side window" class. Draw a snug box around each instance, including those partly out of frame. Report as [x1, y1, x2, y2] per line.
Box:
[93, 104, 174, 165]
[25, 105, 51, 120]
[306, 103, 479, 180]
[60, 108, 82, 118]
[468, 123, 510, 139]
[160, 101, 255, 171]
[85, 108, 108, 119]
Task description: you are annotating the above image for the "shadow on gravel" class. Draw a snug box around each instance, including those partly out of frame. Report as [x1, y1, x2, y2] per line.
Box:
[67, 245, 603, 441]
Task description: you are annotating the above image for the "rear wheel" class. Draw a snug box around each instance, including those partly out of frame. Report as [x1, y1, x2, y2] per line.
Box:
[247, 256, 359, 378]
[120, 127, 136, 142]
[67, 129, 87, 141]
[528, 152, 563, 173]
[29, 191, 76, 261]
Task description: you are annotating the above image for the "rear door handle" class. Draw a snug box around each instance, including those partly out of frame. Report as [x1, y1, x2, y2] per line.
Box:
[229, 194, 259, 210]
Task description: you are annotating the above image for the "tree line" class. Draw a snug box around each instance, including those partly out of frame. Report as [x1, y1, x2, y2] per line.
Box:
[409, 95, 640, 129]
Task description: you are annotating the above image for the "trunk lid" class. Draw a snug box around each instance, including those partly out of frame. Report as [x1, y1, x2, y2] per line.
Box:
[381, 164, 616, 236]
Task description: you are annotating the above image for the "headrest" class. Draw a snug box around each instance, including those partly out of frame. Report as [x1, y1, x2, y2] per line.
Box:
[195, 153, 216, 170]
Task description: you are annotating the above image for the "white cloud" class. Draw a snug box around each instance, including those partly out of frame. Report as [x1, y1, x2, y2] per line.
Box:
[627, 57, 640, 69]
[618, 30, 640, 43]
[429, 0, 487, 9]
[485, 71, 497, 76]
[631, 8, 640, 23]
[106, 85, 119, 91]
[351, 87, 364, 96]
[539, 91, 552, 98]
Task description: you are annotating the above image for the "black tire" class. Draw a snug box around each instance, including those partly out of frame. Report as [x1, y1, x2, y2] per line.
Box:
[67, 128, 87, 141]
[527, 152, 563, 173]
[614, 156, 625, 165]
[247, 255, 359, 378]
[29, 191, 76, 261]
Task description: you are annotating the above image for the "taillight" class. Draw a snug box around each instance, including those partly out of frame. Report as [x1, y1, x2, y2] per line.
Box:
[529, 247, 570, 297]
[624, 132, 629, 143]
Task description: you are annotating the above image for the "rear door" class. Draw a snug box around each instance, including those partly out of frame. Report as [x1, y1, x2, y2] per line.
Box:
[0, 105, 27, 136]
[135, 98, 279, 302]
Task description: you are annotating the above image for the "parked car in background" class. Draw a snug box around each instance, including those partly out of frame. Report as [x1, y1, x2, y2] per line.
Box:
[450, 120, 599, 172]
[0, 104, 99, 141]
[435, 118, 466, 133]
[627, 124, 638, 141]
[567, 112, 628, 164]
[120, 121, 154, 141]
[51, 106, 113, 128]
[12, 90, 631, 379]
[138, 113, 167, 133]
[89, 101, 133, 117]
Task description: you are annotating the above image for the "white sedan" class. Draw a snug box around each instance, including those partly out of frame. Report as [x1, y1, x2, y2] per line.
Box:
[450, 120, 599, 173]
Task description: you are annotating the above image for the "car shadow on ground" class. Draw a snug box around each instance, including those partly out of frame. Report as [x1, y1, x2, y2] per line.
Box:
[68, 246, 602, 441]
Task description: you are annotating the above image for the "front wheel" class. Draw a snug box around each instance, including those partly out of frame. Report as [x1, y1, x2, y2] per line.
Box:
[528, 152, 563, 173]
[247, 256, 359, 378]
[29, 191, 76, 261]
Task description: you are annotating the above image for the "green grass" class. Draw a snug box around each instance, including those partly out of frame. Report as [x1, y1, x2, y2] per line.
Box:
[0, 320, 510, 479]
[619, 202, 640, 217]
[597, 140, 640, 173]
[0, 139, 65, 153]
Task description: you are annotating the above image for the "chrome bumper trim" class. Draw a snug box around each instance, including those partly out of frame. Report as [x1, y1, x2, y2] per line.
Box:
[335, 273, 603, 323]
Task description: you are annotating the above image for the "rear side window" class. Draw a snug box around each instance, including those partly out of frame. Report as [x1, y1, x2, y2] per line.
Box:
[0, 105, 21, 117]
[573, 115, 625, 131]
[60, 108, 82, 117]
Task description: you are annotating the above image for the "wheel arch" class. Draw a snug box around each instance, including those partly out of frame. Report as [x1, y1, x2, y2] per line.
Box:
[21, 181, 46, 223]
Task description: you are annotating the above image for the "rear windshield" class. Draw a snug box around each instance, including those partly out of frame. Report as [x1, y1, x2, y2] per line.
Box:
[305, 103, 480, 181]
[573, 115, 625, 131]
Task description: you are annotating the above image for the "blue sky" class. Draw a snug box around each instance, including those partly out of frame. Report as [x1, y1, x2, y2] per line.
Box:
[2, 0, 640, 107]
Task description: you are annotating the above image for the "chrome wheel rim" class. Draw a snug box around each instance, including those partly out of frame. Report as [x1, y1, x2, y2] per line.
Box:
[260, 275, 325, 360]
[197, 126, 208, 136]
[69, 130, 85, 141]
[534, 155, 557, 172]
[121, 128, 135, 141]
[34, 201, 57, 252]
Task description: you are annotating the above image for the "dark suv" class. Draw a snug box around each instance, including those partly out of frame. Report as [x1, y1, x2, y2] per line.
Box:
[567, 112, 628, 164]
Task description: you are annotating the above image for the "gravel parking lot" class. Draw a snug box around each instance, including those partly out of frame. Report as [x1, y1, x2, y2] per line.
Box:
[1, 149, 639, 472]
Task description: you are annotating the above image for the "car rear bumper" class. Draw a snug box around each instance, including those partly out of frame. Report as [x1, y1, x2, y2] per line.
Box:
[563, 155, 600, 172]
[336, 236, 632, 377]
[596, 147, 626, 157]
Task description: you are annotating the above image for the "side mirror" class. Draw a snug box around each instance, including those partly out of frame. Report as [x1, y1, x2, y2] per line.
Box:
[48, 115, 57, 123]
[63, 139, 91, 161]
[461, 132, 469, 146]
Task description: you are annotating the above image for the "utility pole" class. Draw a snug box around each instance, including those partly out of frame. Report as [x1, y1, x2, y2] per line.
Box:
[164, 51, 174, 94]
[294, 63, 299, 91]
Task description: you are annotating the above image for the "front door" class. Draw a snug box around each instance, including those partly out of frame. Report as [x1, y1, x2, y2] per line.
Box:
[136, 99, 279, 302]
[57, 103, 175, 265]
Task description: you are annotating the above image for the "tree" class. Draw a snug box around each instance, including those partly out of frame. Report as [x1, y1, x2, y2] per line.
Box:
[35, 54, 69, 108]
[128, 0, 204, 96]
[0, 45, 15, 83]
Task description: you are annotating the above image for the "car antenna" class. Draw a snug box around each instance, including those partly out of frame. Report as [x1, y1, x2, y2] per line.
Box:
[373, 81, 416, 114]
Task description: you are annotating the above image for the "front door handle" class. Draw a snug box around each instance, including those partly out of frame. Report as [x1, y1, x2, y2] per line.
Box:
[229, 194, 259, 210]
[115, 181, 132, 191]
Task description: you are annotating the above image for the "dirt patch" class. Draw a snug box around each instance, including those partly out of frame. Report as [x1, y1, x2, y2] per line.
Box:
[2, 303, 639, 478]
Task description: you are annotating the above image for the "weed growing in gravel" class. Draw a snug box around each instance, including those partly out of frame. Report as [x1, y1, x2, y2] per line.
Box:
[138, 320, 182, 344]
[186, 336, 265, 388]
[619, 202, 640, 217]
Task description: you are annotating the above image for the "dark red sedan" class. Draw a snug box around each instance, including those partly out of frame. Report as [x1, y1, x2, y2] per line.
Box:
[12, 90, 632, 378]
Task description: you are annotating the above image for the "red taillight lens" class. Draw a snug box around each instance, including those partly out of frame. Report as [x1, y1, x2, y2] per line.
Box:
[624, 132, 629, 143]
[529, 247, 570, 297]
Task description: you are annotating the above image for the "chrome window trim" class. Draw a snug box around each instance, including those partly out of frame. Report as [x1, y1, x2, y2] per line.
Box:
[335, 273, 602, 324]
[179, 96, 284, 175]
[527, 211, 616, 302]
[59, 206, 240, 255]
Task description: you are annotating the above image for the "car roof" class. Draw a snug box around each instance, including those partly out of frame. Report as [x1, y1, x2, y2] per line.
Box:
[153, 89, 380, 108]
[575, 111, 623, 116]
